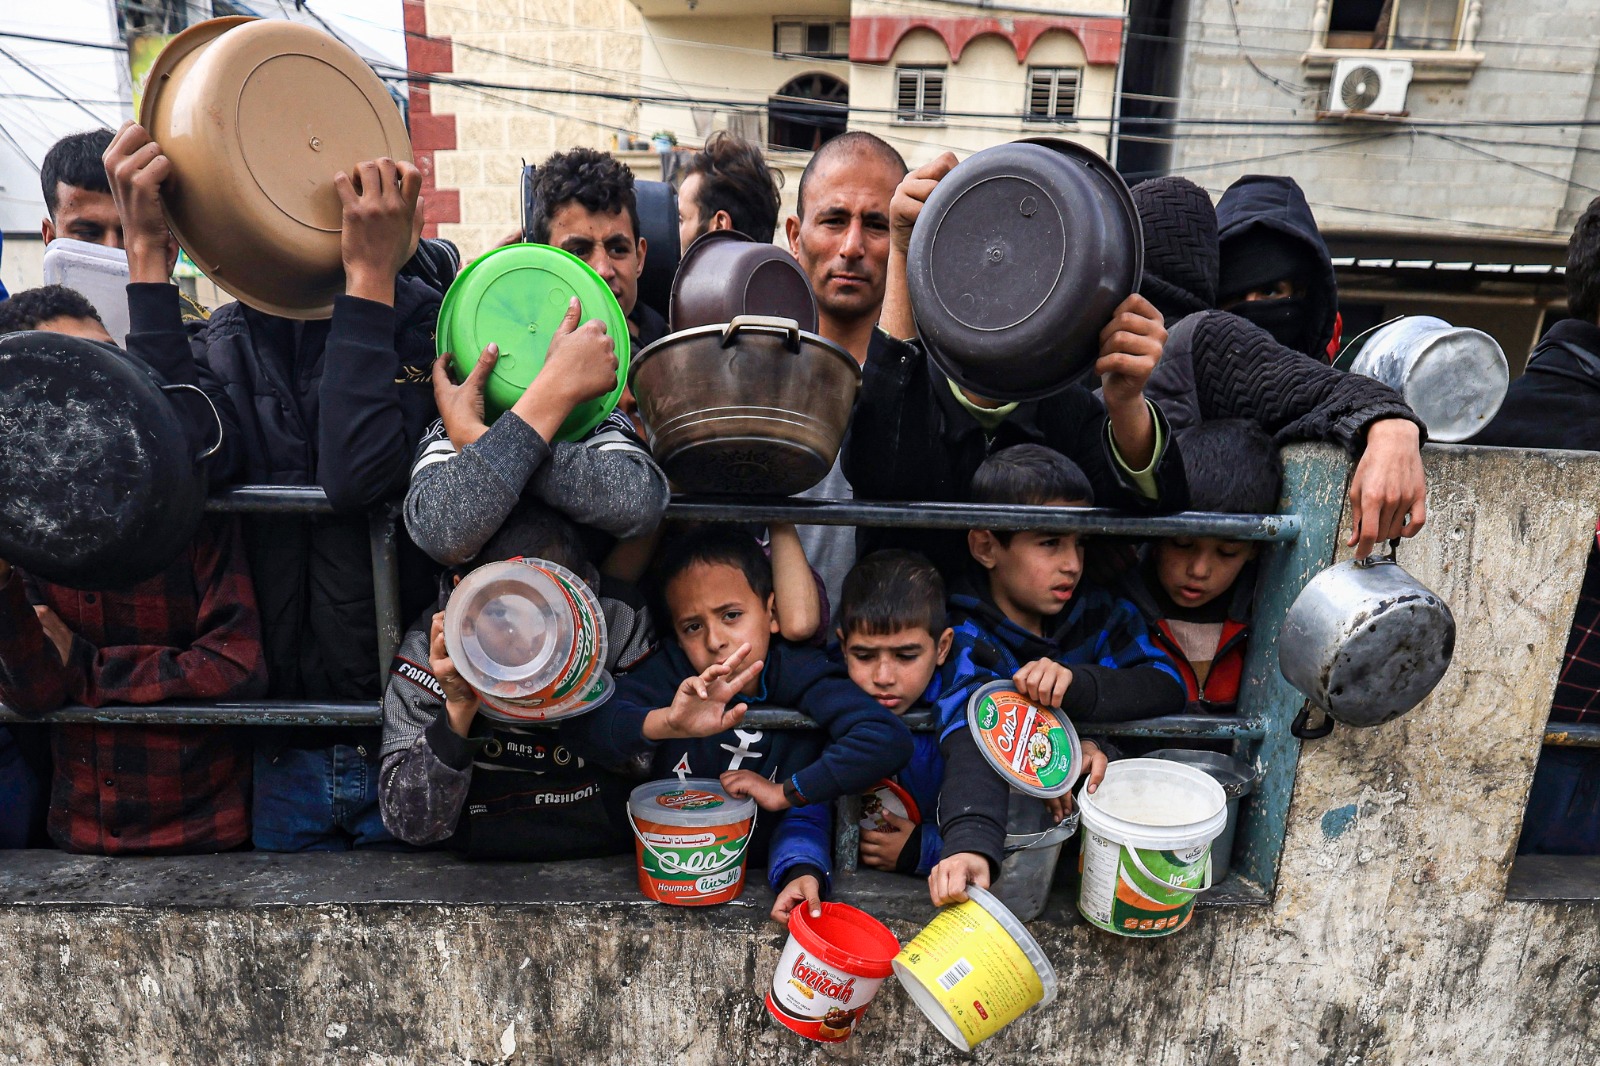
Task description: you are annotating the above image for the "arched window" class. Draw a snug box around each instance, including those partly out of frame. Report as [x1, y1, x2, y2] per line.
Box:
[768, 73, 848, 152]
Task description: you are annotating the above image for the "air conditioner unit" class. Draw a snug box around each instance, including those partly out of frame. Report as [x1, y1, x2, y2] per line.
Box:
[1327, 57, 1413, 115]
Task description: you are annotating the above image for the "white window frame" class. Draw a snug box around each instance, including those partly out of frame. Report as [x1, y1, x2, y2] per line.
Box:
[1303, 0, 1483, 83]
[1024, 66, 1082, 124]
[895, 66, 946, 125]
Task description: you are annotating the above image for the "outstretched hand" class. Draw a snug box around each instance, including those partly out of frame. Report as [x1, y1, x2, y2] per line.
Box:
[889, 151, 959, 255]
[102, 120, 179, 283]
[644, 643, 764, 741]
[721, 769, 788, 811]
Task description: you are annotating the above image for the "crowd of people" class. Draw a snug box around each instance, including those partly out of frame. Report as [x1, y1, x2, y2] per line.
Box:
[13, 103, 1592, 915]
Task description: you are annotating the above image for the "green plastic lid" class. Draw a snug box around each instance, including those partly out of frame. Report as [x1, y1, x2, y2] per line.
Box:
[438, 244, 630, 442]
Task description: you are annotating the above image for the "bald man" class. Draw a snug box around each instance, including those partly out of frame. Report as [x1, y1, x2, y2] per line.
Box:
[784, 133, 909, 606]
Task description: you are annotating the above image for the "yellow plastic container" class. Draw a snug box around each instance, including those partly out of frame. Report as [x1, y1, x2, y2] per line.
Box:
[892, 885, 1057, 1051]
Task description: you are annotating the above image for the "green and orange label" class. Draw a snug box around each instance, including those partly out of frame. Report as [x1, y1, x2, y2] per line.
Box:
[969, 687, 1077, 796]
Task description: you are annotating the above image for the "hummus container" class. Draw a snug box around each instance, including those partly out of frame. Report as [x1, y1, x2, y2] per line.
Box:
[627, 778, 756, 906]
[965, 680, 1083, 798]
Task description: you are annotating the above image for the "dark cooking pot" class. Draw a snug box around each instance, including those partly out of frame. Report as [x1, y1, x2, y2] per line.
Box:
[906, 138, 1142, 401]
[633, 179, 681, 324]
[630, 316, 859, 495]
[0, 331, 221, 589]
[669, 230, 818, 333]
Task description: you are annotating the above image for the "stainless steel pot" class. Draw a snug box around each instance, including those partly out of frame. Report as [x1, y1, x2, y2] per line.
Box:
[1278, 543, 1455, 736]
[629, 316, 860, 496]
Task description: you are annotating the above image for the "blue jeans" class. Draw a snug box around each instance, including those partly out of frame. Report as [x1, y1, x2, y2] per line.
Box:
[1519, 746, 1600, 855]
[252, 742, 398, 852]
[0, 727, 44, 848]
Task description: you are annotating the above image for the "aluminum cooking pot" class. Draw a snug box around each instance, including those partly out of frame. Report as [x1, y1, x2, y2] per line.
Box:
[0, 331, 221, 589]
[630, 316, 859, 496]
[905, 137, 1142, 401]
[1344, 316, 1508, 443]
[1279, 543, 1455, 736]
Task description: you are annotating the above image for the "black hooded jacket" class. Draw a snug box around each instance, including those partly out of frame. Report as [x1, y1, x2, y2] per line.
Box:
[1216, 175, 1340, 359]
[1128, 177, 1424, 453]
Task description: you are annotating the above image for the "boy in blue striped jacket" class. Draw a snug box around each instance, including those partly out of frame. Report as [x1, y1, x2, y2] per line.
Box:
[927, 444, 1185, 906]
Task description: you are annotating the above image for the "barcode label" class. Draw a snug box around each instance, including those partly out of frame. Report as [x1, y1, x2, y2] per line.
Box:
[937, 958, 973, 991]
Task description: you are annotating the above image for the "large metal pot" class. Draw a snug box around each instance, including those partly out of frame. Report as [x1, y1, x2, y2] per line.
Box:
[1278, 544, 1455, 736]
[0, 331, 221, 589]
[630, 316, 860, 495]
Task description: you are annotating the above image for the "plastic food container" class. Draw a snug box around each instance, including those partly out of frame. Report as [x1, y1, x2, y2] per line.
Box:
[894, 884, 1058, 1051]
[41, 239, 131, 346]
[965, 681, 1083, 798]
[442, 558, 610, 724]
[438, 244, 630, 442]
[627, 778, 757, 906]
[859, 779, 920, 832]
[767, 901, 900, 1042]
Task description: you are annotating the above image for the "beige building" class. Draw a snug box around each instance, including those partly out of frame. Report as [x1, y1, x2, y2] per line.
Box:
[405, 0, 1127, 261]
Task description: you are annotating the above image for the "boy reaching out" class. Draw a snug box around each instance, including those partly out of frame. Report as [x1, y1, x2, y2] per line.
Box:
[561, 527, 913, 915]
[928, 445, 1182, 905]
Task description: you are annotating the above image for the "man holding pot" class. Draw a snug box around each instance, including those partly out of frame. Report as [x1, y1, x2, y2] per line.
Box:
[105, 121, 442, 851]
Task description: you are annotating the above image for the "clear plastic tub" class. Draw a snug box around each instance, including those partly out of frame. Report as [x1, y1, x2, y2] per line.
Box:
[443, 558, 609, 721]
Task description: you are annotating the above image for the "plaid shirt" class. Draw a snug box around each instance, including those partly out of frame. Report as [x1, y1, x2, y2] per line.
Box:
[0, 517, 267, 854]
[1553, 532, 1600, 725]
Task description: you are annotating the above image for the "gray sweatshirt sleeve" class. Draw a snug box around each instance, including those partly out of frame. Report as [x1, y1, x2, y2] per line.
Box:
[378, 622, 473, 845]
[403, 412, 670, 567]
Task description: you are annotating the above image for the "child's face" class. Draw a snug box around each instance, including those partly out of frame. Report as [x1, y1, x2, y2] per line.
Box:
[665, 562, 779, 686]
[840, 625, 954, 714]
[969, 499, 1087, 633]
[1155, 537, 1256, 610]
[467, 593, 544, 668]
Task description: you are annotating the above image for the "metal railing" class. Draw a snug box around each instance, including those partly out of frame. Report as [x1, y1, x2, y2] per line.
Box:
[0, 464, 1405, 897]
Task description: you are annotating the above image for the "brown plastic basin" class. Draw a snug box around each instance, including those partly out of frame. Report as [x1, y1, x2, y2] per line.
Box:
[669, 230, 818, 334]
[140, 17, 414, 319]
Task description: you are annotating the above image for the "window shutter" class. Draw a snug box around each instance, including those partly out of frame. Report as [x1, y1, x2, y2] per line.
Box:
[896, 70, 920, 119]
[1057, 68, 1080, 117]
[832, 22, 850, 56]
[774, 22, 803, 55]
[1028, 71, 1052, 118]
[923, 71, 944, 117]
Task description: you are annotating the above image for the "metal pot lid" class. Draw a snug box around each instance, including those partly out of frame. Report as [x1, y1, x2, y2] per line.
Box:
[140, 17, 414, 320]
[439, 244, 630, 443]
[0, 331, 201, 588]
[906, 139, 1142, 402]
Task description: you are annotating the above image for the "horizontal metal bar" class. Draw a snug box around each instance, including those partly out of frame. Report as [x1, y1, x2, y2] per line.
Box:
[1544, 722, 1600, 748]
[204, 486, 338, 515]
[1, 703, 1262, 741]
[200, 485, 1301, 541]
[0, 702, 381, 727]
[668, 497, 1302, 541]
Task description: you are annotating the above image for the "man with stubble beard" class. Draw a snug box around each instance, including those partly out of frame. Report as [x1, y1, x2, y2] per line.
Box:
[784, 133, 909, 610]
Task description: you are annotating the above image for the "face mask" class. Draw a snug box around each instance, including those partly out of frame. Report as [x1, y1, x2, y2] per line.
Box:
[1230, 296, 1311, 355]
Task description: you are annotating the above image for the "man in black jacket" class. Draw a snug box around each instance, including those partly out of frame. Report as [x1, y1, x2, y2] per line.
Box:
[1471, 197, 1600, 855]
[106, 120, 441, 851]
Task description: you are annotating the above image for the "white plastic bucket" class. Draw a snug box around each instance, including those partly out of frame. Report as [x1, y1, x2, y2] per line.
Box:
[1076, 758, 1227, 937]
[1348, 315, 1508, 442]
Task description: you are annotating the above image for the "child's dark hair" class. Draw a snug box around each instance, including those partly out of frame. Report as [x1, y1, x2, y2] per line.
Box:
[475, 506, 598, 589]
[970, 444, 1093, 544]
[838, 551, 946, 639]
[0, 284, 104, 334]
[1176, 420, 1282, 516]
[530, 147, 639, 245]
[652, 526, 774, 621]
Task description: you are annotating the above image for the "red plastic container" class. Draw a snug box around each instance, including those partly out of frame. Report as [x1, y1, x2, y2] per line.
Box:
[766, 902, 900, 1042]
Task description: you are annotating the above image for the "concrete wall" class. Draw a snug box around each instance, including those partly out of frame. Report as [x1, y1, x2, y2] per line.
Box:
[3, 443, 1599, 1064]
[1169, 0, 1600, 242]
